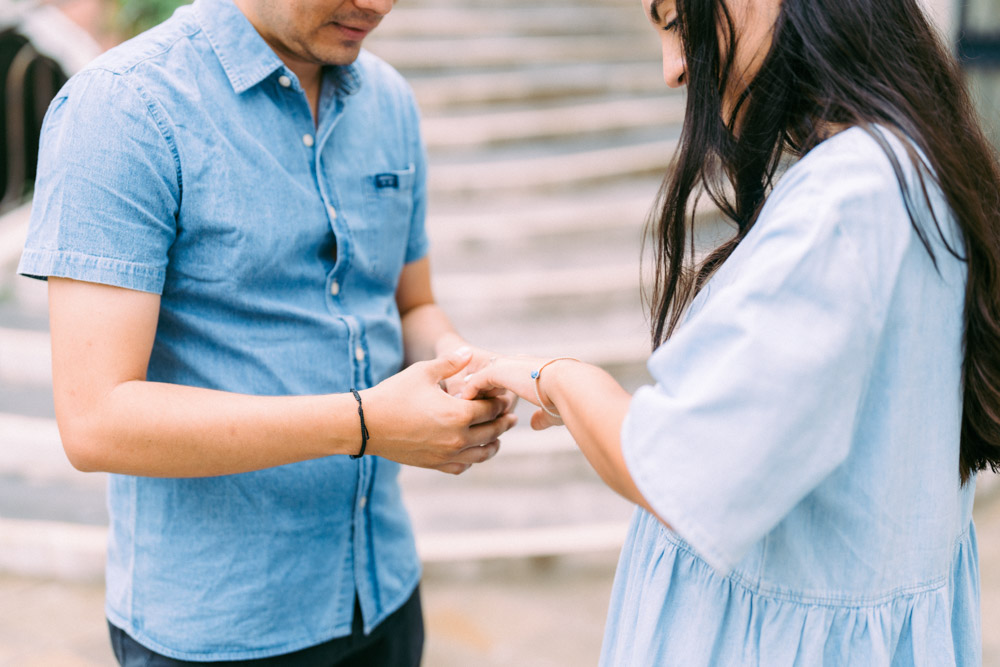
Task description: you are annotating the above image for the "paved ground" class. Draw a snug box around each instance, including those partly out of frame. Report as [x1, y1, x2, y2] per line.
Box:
[2, 487, 999, 667]
[0, 554, 619, 667]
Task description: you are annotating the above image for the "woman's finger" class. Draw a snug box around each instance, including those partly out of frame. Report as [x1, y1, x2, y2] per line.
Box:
[451, 440, 501, 465]
[460, 369, 497, 400]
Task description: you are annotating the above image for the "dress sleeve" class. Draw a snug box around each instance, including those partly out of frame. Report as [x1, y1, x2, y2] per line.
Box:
[622, 153, 904, 575]
[18, 67, 180, 293]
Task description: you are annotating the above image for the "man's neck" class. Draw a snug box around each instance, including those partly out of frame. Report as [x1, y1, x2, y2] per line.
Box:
[232, 1, 324, 125]
[278, 55, 323, 125]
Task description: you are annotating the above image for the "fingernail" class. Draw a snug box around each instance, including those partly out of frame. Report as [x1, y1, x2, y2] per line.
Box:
[454, 346, 472, 358]
[463, 374, 473, 382]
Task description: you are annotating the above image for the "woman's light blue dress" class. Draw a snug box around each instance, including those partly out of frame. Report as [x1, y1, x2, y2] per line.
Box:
[603, 128, 979, 665]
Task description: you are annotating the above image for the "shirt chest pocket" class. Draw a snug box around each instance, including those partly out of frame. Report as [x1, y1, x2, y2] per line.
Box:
[354, 164, 416, 288]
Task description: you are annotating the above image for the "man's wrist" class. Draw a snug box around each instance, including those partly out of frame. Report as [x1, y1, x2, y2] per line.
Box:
[323, 391, 376, 458]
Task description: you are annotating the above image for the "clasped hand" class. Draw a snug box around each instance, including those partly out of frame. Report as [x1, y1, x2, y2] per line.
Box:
[361, 347, 519, 475]
[459, 354, 566, 431]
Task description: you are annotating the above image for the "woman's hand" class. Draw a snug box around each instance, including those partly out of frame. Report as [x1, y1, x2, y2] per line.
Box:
[362, 348, 518, 474]
[461, 352, 656, 518]
[460, 354, 573, 431]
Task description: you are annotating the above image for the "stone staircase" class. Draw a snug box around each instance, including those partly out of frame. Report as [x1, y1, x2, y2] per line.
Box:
[0, 0, 692, 579]
[1, 0, 997, 581]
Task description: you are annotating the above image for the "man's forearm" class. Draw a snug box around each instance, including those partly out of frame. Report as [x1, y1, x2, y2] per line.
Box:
[58, 380, 362, 477]
[400, 302, 465, 365]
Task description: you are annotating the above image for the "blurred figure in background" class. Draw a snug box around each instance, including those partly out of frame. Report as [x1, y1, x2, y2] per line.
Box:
[464, 0, 1000, 664]
[18, 0, 515, 664]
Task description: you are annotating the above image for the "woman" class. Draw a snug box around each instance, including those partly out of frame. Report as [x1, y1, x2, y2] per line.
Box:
[460, 0, 1000, 663]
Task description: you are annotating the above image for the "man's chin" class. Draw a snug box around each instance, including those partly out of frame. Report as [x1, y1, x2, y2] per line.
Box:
[314, 44, 365, 67]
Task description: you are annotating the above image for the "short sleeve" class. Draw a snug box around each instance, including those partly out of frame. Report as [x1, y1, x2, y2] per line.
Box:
[622, 150, 906, 575]
[18, 68, 180, 293]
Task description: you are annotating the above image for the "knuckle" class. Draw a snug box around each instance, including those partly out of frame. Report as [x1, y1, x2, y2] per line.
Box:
[449, 404, 473, 426]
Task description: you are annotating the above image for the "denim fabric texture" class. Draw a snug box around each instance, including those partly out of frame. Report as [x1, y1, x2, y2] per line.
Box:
[602, 128, 980, 665]
[19, 0, 427, 659]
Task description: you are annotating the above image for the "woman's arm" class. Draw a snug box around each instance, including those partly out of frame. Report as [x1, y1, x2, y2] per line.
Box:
[463, 356, 668, 524]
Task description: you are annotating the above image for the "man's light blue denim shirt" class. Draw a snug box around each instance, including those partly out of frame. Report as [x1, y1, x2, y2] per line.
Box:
[19, 0, 428, 659]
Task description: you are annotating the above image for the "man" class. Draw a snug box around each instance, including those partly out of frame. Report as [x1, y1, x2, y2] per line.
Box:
[18, 0, 515, 663]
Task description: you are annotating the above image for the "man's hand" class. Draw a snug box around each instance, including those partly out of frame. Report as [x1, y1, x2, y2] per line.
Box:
[362, 347, 518, 474]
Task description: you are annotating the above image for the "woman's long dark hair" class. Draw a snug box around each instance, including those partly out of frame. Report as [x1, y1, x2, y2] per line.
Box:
[646, 0, 1000, 483]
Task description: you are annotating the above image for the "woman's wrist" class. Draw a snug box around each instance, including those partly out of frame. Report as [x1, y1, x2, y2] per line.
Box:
[534, 357, 581, 417]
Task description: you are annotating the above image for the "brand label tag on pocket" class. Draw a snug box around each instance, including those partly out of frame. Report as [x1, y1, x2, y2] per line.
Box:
[374, 173, 399, 190]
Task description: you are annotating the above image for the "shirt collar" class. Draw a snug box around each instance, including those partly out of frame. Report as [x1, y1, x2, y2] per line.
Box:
[194, 0, 284, 94]
[193, 0, 363, 97]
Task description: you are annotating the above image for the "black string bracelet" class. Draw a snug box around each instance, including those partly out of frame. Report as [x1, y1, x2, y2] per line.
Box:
[349, 388, 369, 459]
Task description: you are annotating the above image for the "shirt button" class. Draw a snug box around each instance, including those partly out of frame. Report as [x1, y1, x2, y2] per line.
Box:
[330, 280, 340, 296]
[327, 205, 337, 220]
[358, 496, 367, 509]
[302, 133, 315, 147]
[278, 75, 292, 88]
[355, 347, 366, 362]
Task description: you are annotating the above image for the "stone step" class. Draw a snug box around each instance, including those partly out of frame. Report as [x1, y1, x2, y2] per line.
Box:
[407, 62, 666, 112]
[441, 309, 654, 393]
[425, 178, 733, 274]
[0, 326, 51, 389]
[375, 6, 648, 39]
[427, 175, 657, 252]
[0, 203, 32, 296]
[429, 136, 677, 196]
[400, 462, 635, 536]
[423, 93, 684, 150]
[435, 262, 642, 317]
[0, 413, 80, 486]
[0, 382, 54, 419]
[366, 33, 658, 72]
[428, 217, 646, 276]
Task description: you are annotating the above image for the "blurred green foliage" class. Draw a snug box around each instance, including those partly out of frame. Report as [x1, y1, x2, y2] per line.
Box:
[113, 0, 190, 36]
